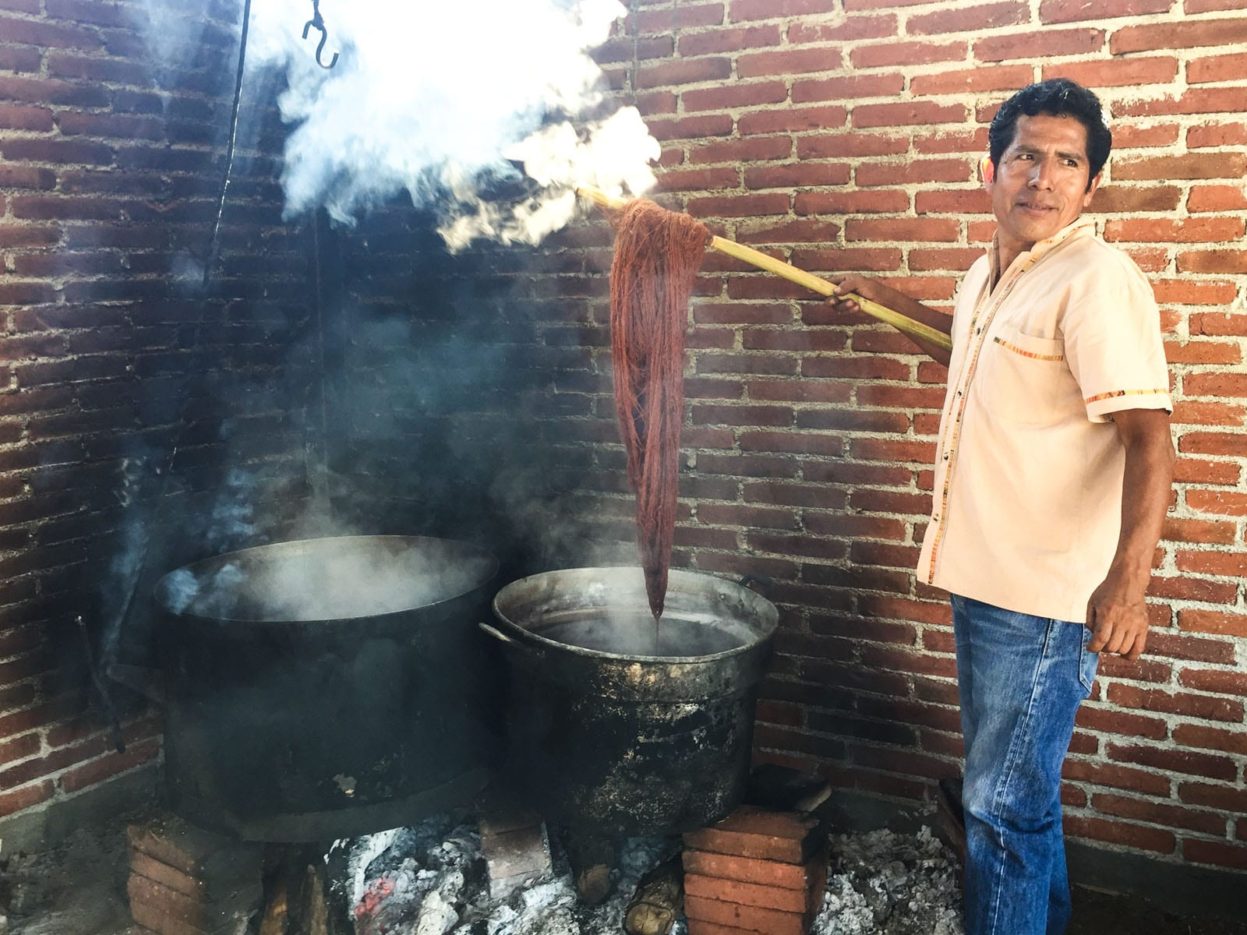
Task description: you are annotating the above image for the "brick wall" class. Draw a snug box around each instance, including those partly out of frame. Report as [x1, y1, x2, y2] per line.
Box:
[584, 0, 1247, 873]
[2, 0, 1245, 883]
[1, 0, 319, 823]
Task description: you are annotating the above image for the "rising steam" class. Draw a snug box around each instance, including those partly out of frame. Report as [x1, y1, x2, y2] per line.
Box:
[248, 0, 659, 249]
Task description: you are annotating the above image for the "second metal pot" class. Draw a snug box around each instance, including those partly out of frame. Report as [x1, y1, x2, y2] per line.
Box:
[485, 567, 777, 836]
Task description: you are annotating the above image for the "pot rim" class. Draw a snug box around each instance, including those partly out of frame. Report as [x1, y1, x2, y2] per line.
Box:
[490, 566, 777, 665]
[153, 534, 499, 626]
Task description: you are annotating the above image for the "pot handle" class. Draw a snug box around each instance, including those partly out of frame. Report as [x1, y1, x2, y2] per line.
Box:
[736, 573, 774, 592]
[478, 621, 515, 644]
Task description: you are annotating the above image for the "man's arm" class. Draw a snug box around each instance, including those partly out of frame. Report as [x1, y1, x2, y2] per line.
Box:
[827, 274, 953, 367]
[1085, 408, 1176, 660]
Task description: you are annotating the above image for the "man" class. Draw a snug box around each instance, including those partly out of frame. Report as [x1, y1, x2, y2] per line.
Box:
[828, 78, 1175, 935]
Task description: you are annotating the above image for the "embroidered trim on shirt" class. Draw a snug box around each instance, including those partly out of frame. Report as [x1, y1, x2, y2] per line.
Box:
[1085, 388, 1169, 404]
[992, 336, 1063, 361]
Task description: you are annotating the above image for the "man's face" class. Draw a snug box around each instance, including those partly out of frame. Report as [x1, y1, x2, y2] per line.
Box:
[987, 113, 1101, 258]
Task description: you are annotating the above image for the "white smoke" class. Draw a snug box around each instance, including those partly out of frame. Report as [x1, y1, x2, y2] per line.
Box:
[248, 0, 660, 249]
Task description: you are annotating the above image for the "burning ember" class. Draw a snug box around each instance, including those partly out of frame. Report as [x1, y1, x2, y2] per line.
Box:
[343, 815, 682, 935]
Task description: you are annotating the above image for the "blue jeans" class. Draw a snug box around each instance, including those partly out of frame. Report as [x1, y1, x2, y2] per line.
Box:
[951, 595, 1099, 935]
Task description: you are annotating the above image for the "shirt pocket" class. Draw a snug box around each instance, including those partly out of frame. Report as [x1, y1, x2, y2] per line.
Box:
[976, 325, 1070, 425]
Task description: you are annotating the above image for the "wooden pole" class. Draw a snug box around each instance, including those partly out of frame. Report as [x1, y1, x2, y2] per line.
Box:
[577, 186, 953, 353]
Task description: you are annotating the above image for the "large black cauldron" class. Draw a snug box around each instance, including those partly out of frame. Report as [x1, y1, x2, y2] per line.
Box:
[485, 567, 777, 836]
[153, 535, 498, 842]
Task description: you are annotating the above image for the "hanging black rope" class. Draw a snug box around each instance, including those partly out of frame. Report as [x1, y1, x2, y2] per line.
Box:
[202, 0, 253, 289]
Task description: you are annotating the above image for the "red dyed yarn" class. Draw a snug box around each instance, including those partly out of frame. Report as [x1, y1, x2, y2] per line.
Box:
[609, 200, 710, 619]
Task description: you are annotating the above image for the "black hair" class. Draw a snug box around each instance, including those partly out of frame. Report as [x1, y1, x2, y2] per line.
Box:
[988, 78, 1112, 189]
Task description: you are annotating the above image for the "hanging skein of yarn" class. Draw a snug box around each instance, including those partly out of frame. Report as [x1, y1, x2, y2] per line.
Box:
[608, 199, 711, 619]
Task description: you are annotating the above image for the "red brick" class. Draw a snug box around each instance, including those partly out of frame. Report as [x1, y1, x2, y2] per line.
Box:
[845, 218, 960, 243]
[1183, 372, 1247, 398]
[1063, 815, 1177, 854]
[795, 189, 910, 215]
[792, 74, 905, 103]
[690, 136, 794, 165]
[1169, 400, 1245, 425]
[851, 101, 965, 130]
[1117, 86, 1247, 121]
[791, 246, 903, 272]
[1161, 516, 1237, 544]
[1182, 839, 1247, 871]
[787, 15, 898, 45]
[1177, 609, 1247, 638]
[744, 162, 850, 190]
[0, 780, 53, 818]
[636, 3, 723, 33]
[1156, 280, 1239, 306]
[686, 920, 766, 935]
[1090, 793, 1227, 836]
[1106, 217, 1244, 244]
[1174, 550, 1247, 578]
[683, 848, 821, 890]
[636, 57, 732, 89]
[687, 193, 790, 218]
[1116, 153, 1247, 182]
[1145, 631, 1235, 666]
[1063, 760, 1172, 796]
[0, 45, 42, 73]
[1178, 781, 1247, 812]
[1189, 185, 1247, 213]
[909, 1, 1028, 34]
[1188, 122, 1247, 148]
[1178, 250, 1247, 274]
[1090, 186, 1182, 213]
[1075, 706, 1168, 741]
[684, 895, 808, 935]
[735, 218, 840, 246]
[850, 40, 967, 69]
[678, 25, 780, 56]
[974, 27, 1103, 61]
[1041, 0, 1171, 22]
[911, 64, 1033, 95]
[1173, 724, 1247, 757]
[683, 807, 822, 863]
[1112, 17, 1247, 54]
[738, 105, 848, 136]
[812, 126, 913, 159]
[683, 81, 788, 113]
[1188, 51, 1247, 84]
[1105, 684, 1243, 723]
[801, 510, 907, 539]
[857, 158, 970, 186]
[738, 47, 842, 78]
[910, 247, 985, 271]
[1112, 123, 1181, 150]
[730, 0, 840, 20]
[130, 853, 205, 900]
[685, 873, 810, 912]
[656, 166, 741, 193]
[1107, 743, 1238, 782]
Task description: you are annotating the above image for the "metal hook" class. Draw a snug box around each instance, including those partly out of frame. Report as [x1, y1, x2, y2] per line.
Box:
[301, 0, 339, 69]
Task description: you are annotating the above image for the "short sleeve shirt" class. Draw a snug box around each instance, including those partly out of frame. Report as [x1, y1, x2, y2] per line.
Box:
[916, 218, 1172, 622]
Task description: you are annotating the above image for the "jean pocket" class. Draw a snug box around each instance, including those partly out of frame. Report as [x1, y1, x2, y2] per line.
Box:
[1078, 625, 1100, 695]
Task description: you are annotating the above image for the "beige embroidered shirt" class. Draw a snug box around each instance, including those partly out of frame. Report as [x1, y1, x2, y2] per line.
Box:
[916, 218, 1172, 622]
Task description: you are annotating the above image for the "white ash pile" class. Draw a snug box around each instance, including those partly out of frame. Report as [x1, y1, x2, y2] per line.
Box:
[340, 814, 687, 935]
[811, 826, 963, 935]
[339, 812, 961, 935]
